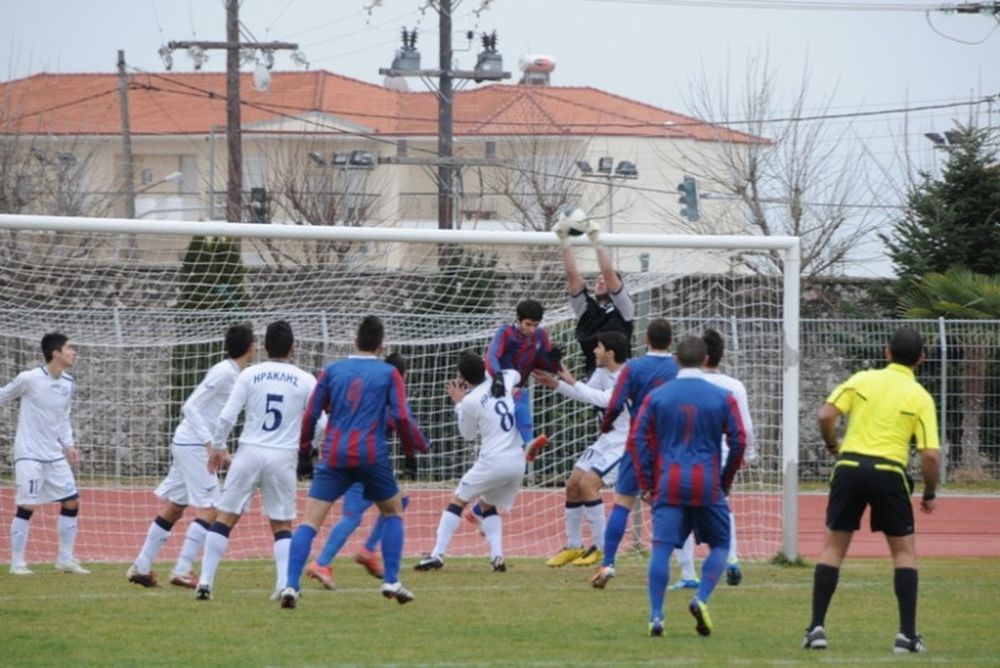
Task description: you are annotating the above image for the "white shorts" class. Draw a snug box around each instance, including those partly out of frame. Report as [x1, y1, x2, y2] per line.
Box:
[217, 445, 297, 521]
[14, 458, 78, 506]
[455, 453, 524, 512]
[155, 443, 221, 509]
[573, 436, 624, 487]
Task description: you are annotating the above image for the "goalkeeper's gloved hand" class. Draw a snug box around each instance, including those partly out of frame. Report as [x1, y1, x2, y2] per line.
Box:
[491, 373, 506, 398]
[402, 455, 418, 480]
[553, 219, 572, 249]
[585, 220, 601, 245]
[297, 449, 316, 480]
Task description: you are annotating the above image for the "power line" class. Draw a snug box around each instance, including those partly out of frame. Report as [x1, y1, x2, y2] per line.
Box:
[125, 75, 1000, 132]
[575, 0, 966, 12]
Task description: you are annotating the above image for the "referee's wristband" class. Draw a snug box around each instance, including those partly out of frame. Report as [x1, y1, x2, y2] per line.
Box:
[922, 491, 936, 502]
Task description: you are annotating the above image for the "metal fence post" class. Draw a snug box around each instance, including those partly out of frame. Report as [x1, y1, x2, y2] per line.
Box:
[938, 316, 948, 484]
[113, 307, 125, 478]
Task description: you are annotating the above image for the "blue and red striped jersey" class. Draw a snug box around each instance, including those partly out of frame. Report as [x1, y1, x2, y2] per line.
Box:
[600, 352, 677, 433]
[485, 323, 560, 387]
[630, 369, 746, 507]
[300, 355, 428, 468]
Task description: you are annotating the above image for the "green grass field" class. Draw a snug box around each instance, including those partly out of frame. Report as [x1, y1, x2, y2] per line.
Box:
[2, 556, 998, 667]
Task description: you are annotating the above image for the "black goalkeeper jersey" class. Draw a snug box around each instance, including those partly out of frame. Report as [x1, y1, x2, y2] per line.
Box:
[573, 288, 634, 375]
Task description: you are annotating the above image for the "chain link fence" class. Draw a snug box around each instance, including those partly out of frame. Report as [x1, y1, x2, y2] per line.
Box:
[800, 318, 1000, 483]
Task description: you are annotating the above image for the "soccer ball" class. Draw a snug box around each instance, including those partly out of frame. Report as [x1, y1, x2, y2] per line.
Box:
[557, 207, 589, 236]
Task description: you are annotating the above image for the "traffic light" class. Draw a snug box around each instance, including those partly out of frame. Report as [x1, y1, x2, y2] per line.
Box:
[677, 176, 700, 222]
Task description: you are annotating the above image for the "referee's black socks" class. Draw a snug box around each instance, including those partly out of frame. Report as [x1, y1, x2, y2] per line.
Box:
[809, 563, 839, 630]
[894, 567, 918, 638]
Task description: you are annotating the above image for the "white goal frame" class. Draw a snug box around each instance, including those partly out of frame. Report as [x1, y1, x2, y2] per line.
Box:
[0, 213, 801, 560]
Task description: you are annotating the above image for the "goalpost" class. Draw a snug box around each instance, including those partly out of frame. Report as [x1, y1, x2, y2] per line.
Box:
[0, 213, 800, 565]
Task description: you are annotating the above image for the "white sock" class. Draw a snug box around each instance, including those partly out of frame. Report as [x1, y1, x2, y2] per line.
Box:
[273, 535, 290, 592]
[583, 501, 605, 548]
[198, 529, 228, 588]
[482, 513, 503, 560]
[675, 533, 697, 581]
[10, 517, 30, 567]
[57, 513, 78, 564]
[134, 520, 172, 573]
[728, 511, 739, 563]
[565, 505, 584, 548]
[174, 520, 207, 575]
[432, 510, 461, 558]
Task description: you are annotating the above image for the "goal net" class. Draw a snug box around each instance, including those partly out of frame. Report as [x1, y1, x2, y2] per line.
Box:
[0, 214, 800, 566]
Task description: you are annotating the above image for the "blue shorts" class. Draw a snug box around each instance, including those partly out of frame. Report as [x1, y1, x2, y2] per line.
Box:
[308, 460, 399, 505]
[513, 388, 533, 444]
[614, 450, 639, 497]
[342, 482, 375, 516]
[651, 502, 731, 550]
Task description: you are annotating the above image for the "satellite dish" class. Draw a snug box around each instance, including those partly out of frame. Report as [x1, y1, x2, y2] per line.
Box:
[253, 62, 271, 92]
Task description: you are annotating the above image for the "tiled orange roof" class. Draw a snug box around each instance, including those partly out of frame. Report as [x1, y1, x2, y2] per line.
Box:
[0, 70, 761, 144]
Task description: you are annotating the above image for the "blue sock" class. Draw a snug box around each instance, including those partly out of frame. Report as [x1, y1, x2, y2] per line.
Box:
[602, 503, 630, 567]
[648, 540, 671, 621]
[318, 511, 363, 566]
[286, 524, 317, 591]
[697, 545, 729, 603]
[380, 515, 403, 584]
[365, 496, 409, 552]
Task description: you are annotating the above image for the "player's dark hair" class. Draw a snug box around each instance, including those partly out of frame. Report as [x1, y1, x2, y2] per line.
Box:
[675, 335, 707, 368]
[41, 332, 69, 362]
[265, 320, 294, 358]
[385, 351, 407, 378]
[457, 350, 486, 385]
[646, 319, 672, 350]
[702, 328, 725, 368]
[889, 328, 923, 366]
[597, 330, 630, 363]
[356, 315, 385, 352]
[224, 323, 255, 359]
[516, 299, 544, 322]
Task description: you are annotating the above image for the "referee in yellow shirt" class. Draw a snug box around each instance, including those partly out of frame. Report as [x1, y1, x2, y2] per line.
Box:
[803, 328, 940, 654]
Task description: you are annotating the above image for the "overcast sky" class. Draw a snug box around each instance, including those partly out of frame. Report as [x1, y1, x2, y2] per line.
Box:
[3, 0, 998, 275]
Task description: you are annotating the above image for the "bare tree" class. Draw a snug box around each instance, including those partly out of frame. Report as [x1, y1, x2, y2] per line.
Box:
[246, 133, 394, 268]
[658, 48, 891, 278]
[483, 133, 593, 232]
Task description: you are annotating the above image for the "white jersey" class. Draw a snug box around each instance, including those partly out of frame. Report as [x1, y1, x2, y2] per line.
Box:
[173, 359, 241, 445]
[555, 366, 629, 446]
[0, 366, 75, 461]
[454, 369, 523, 462]
[212, 360, 317, 451]
[702, 370, 757, 461]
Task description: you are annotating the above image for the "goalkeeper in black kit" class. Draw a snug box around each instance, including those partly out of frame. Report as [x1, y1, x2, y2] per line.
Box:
[553, 207, 635, 377]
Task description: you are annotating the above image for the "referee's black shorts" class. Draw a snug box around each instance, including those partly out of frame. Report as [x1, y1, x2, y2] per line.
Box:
[825, 453, 915, 536]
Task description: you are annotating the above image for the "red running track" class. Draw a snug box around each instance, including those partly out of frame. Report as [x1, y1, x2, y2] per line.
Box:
[0, 488, 997, 563]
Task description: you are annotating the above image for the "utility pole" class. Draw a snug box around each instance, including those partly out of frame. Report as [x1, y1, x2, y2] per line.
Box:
[438, 0, 455, 231]
[168, 0, 296, 222]
[380, 2, 509, 230]
[116, 50, 136, 220]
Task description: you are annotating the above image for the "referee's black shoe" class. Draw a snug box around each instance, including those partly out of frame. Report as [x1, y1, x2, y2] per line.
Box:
[893, 633, 927, 653]
[802, 626, 828, 650]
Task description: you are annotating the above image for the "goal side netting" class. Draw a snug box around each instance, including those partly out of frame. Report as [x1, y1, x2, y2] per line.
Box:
[0, 214, 800, 565]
